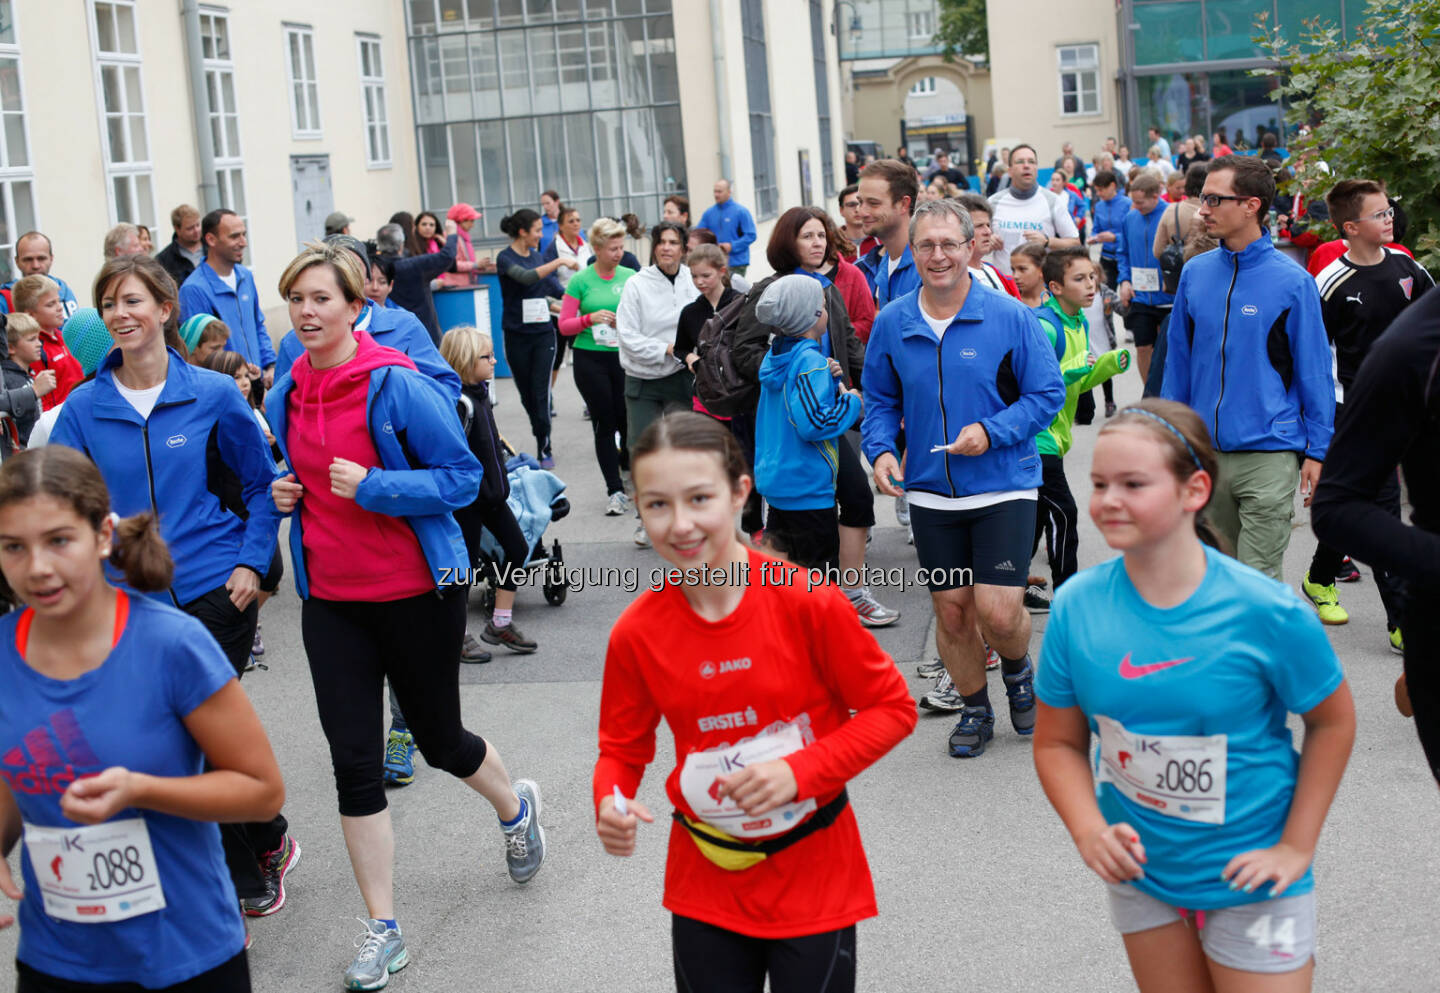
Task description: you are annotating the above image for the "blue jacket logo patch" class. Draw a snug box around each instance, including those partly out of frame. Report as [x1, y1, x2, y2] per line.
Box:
[165, 434, 186, 448]
[960, 347, 978, 359]
[382, 421, 394, 434]
[1241, 304, 1258, 316]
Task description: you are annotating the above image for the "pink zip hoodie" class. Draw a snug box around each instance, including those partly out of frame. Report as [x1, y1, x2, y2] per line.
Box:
[286, 331, 433, 601]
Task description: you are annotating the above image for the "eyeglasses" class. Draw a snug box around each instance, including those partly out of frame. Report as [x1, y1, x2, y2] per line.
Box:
[913, 239, 971, 257]
[1363, 207, 1396, 222]
[1198, 193, 1253, 208]
[479, 353, 495, 361]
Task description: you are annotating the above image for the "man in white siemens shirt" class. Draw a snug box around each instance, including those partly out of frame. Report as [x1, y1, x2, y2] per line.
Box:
[987, 144, 1080, 275]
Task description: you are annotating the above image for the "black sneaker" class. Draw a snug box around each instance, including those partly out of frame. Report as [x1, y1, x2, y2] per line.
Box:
[948, 707, 995, 758]
[1337, 557, 1362, 583]
[1024, 585, 1052, 613]
[240, 834, 300, 917]
[1105, 401, 1117, 418]
[481, 621, 538, 654]
[1003, 661, 1037, 735]
[461, 632, 493, 664]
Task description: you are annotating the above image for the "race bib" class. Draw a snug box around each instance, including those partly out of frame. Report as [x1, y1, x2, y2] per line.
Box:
[591, 319, 618, 348]
[1095, 715, 1227, 825]
[1132, 267, 1161, 293]
[24, 817, 167, 923]
[679, 723, 817, 839]
[522, 297, 551, 324]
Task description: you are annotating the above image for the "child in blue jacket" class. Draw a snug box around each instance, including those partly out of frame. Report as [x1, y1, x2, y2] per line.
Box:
[754, 274, 862, 576]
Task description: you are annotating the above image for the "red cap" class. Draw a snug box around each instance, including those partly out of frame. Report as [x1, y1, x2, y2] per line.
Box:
[447, 202, 480, 222]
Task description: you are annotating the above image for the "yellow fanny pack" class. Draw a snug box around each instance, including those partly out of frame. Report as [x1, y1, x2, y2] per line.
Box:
[673, 789, 849, 872]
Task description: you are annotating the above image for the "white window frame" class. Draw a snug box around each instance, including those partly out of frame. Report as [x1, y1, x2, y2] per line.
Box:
[0, 1, 38, 281]
[356, 34, 391, 169]
[1057, 43, 1101, 117]
[909, 76, 936, 96]
[199, 8, 248, 222]
[87, 0, 158, 234]
[283, 23, 322, 139]
[907, 10, 935, 40]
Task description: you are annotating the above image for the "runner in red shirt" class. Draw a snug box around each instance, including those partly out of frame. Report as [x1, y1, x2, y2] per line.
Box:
[594, 411, 915, 993]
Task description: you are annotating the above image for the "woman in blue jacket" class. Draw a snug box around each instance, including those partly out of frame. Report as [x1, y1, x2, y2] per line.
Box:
[266, 244, 547, 990]
[49, 254, 299, 921]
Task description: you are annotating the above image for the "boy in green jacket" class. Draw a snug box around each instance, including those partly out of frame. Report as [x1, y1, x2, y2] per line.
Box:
[1029, 247, 1131, 600]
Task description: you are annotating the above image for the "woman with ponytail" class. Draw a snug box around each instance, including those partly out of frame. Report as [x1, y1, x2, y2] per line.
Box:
[48, 253, 298, 921]
[0, 446, 284, 992]
[1033, 399, 1355, 992]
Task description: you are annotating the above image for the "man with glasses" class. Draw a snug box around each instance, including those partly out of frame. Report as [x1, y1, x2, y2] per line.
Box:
[837, 184, 877, 261]
[1163, 155, 1334, 581]
[1303, 179, 1432, 638]
[862, 199, 1063, 758]
[987, 144, 1080, 275]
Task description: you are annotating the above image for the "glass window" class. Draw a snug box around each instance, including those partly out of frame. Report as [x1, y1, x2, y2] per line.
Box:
[740, 0, 777, 218]
[907, 10, 934, 39]
[357, 36, 391, 167]
[1057, 44, 1100, 116]
[201, 11, 246, 222]
[90, 2, 156, 231]
[1137, 72, 1208, 149]
[284, 25, 322, 137]
[808, 0, 834, 197]
[909, 76, 936, 95]
[1207, 67, 1283, 151]
[404, 0, 685, 227]
[1133, 2, 1204, 65]
[0, 10, 31, 282]
[1204, 0, 1270, 61]
[0, 1, 14, 46]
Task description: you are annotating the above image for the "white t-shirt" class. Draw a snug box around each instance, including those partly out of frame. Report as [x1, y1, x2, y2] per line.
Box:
[918, 303, 955, 343]
[218, 270, 238, 291]
[115, 380, 165, 420]
[26, 403, 63, 447]
[888, 253, 903, 280]
[987, 187, 1079, 274]
[970, 265, 1005, 293]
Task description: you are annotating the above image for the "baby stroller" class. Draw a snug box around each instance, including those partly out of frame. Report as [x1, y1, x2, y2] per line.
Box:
[473, 449, 571, 610]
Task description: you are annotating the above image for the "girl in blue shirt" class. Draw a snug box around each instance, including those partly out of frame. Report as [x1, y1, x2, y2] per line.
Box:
[1034, 399, 1354, 991]
[0, 446, 284, 991]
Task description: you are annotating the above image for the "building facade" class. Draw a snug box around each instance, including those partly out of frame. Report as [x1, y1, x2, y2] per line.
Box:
[4, 0, 419, 309]
[403, 0, 847, 273]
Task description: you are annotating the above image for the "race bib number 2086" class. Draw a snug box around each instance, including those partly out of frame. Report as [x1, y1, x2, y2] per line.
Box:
[1095, 715, 1227, 825]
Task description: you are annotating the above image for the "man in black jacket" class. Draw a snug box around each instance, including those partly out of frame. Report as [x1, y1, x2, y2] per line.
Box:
[156, 204, 204, 288]
[375, 223, 458, 344]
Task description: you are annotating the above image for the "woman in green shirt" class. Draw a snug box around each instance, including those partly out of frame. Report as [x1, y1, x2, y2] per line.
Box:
[558, 217, 636, 517]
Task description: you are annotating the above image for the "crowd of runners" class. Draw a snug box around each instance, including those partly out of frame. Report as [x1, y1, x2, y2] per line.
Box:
[0, 137, 1434, 993]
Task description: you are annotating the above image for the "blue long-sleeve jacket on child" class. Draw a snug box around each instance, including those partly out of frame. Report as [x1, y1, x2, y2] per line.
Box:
[755, 336, 861, 511]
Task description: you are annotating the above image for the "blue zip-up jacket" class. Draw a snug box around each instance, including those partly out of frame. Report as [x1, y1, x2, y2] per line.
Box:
[857, 244, 921, 310]
[1091, 193, 1132, 260]
[177, 260, 277, 370]
[265, 338, 480, 599]
[861, 283, 1065, 498]
[51, 348, 279, 605]
[274, 301, 461, 401]
[698, 199, 757, 267]
[0, 274, 79, 319]
[755, 335, 862, 510]
[1116, 204, 1174, 309]
[1162, 232, 1333, 460]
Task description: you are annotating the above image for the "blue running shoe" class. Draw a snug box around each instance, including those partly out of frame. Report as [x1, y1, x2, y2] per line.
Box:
[948, 706, 995, 758]
[504, 780, 547, 883]
[1004, 661, 1037, 735]
[344, 918, 407, 990]
[382, 729, 415, 786]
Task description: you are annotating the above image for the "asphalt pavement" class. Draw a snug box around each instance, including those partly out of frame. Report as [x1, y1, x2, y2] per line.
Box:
[2, 360, 1435, 993]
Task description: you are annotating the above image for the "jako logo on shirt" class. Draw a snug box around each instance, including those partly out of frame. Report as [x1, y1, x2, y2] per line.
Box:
[1, 709, 103, 795]
[1241, 304, 1258, 316]
[698, 658, 751, 679]
[165, 434, 186, 448]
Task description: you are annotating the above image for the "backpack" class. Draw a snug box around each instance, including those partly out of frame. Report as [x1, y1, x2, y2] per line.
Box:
[692, 292, 754, 416]
[1159, 204, 1188, 294]
[1031, 306, 1071, 365]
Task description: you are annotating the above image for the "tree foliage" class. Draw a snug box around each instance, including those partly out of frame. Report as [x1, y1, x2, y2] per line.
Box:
[1259, 0, 1440, 271]
[936, 0, 988, 64]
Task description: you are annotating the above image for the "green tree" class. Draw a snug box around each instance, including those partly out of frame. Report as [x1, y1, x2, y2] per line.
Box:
[1259, 0, 1440, 271]
[936, 0, 988, 63]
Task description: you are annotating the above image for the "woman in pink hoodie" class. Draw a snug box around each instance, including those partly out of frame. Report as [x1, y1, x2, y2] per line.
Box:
[266, 243, 548, 989]
[439, 202, 482, 288]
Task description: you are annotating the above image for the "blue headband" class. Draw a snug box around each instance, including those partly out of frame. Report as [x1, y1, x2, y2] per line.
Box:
[1123, 408, 1204, 472]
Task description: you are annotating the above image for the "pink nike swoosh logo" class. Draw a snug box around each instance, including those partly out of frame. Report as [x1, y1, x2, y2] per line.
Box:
[1118, 653, 1195, 679]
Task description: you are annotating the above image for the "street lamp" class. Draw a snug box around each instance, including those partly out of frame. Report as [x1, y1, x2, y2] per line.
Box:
[833, 0, 863, 59]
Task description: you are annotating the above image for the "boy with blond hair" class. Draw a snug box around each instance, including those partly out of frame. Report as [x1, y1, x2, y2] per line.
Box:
[12, 273, 83, 408]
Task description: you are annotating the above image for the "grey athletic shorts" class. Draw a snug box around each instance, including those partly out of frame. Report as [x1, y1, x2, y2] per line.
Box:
[1107, 883, 1315, 974]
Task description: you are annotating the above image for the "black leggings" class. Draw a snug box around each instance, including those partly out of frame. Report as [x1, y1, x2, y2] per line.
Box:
[17, 952, 249, 993]
[671, 915, 855, 993]
[727, 408, 764, 535]
[552, 322, 572, 371]
[180, 585, 286, 900]
[301, 587, 488, 817]
[1032, 453, 1079, 588]
[456, 497, 531, 592]
[504, 327, 556, 456]
[572, 347, 628, 495]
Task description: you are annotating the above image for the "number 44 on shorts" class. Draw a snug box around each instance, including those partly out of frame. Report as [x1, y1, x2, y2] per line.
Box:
[1245, 914, 1297, 957]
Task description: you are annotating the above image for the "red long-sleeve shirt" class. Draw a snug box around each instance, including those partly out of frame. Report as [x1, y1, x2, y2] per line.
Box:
[594, 547, 916, 938]
[831, 257, 877, 343]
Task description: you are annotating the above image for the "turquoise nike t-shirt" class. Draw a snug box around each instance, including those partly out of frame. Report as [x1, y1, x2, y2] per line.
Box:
[1035, 545, 1344, 909]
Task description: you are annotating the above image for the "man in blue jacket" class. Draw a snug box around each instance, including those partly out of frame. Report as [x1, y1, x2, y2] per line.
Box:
[1115, 172, 1171, 386]
[698, 179, 757, 275]
[179, 209, 277, 385]
[1089, 170, 1131, 289]
[862, 199, 1064, 759]
[855, 159, 921, 310]
[1163, 155, 1334, 580]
